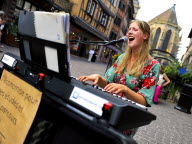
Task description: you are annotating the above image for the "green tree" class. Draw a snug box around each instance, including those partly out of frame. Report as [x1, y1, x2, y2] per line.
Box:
[163, 61, 183, 102]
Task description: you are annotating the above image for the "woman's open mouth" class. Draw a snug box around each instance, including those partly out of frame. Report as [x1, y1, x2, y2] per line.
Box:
[129, 37, 135, 41]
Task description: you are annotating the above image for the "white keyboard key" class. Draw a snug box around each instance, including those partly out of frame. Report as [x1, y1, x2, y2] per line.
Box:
[122, 97, 128, 100]
[136, 103, 147, 110]
[101, 89, 105, 92]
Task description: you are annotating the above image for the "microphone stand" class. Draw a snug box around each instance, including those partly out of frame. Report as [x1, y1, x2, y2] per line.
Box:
[70, 39, 109, 46]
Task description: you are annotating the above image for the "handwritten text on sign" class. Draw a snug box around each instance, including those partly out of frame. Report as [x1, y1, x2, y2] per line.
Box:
[0, 69, 42, 144]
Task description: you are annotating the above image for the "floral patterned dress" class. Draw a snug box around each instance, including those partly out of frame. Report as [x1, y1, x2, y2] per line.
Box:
[103, 53, 160, 137]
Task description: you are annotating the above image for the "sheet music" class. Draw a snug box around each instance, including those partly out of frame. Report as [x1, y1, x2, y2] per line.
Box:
[34, 12, 67, 44]
[45, 46, 59, 72]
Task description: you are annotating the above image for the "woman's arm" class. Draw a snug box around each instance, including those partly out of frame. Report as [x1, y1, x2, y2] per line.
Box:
[162, 73, 171, 87]
[104, 83, 147, 106]
[78, 74, 108, 88]
[124, 87, 147, 106]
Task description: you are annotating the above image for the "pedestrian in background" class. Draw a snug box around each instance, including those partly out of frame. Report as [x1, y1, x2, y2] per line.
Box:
[78, 19, 160, 137]
[88, 48, 94, 61]
[153, 65, 170, 104]
[0, 11, 5, 50]
[1, 16, 8, 45]
[91, 49, 98, 62]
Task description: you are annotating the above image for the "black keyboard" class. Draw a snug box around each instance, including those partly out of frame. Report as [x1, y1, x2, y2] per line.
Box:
[42, 76, 156, 131]
[1, 53, 156, 132]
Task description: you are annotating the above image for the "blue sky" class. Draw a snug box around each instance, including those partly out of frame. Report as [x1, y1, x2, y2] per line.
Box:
[136, 0, 192, 61]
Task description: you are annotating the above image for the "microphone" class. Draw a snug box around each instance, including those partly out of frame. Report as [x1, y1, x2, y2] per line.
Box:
[105, 36, 128, 45]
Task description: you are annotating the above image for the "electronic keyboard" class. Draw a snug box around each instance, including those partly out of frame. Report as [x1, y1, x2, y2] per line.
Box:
[44, 76, 156, 131]
[1, 52, 156, 132]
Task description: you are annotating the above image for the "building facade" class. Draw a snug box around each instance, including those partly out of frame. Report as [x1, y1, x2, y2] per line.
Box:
[107, 0, 135, 63]
[1, 0, 120, 60]
[1, 0, 135, 62]
[0, 0, 71, 18]
[0, 0, 72, 47]
[133, 0, 140, 18]
[181, 29, 192, 70]
[0, 0, 17, 20]
[109, 0, 134, 40]
[148, 5, 181, 59]
[69, 0, 120, 59]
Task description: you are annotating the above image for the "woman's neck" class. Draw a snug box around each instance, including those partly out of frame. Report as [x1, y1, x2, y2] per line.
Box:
[130, 50, 138, 61]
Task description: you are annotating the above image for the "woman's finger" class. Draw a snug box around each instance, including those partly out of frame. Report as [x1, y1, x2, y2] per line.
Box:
[77, 76, 85, 81]
[105, 84, 117, 93]
[104, 83, 114, 89]
[92, 78, 98, 85]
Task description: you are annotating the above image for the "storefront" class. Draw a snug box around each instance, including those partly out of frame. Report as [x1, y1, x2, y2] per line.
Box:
[69, 24, 122, 62]
[69, 24, 101, 59]
[1, 0, 122, 63]
[1, 0, 56, 47]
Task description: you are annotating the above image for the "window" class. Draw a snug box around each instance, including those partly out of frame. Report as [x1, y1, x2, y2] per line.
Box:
[119, 1, 125, 12]
[161, 30, 172, 51]
[86, 0, 96, 16]
[90, 2, 96, 16]
[17, 1, 37, 12]
[87, 0, 92, 13]
[31, 5, 37, 11]
[109, 31, 117, 40]
[16, 0, 24, 8]
[108, 0, 115, 5]
[99, 11, 109, 27]
[24, 1, 31, 11]
[153, 28, 161, 49]
[114, 16, 121, 27]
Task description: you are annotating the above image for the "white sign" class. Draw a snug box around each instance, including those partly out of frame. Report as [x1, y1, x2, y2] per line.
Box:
[1, 54, 17, 67]
[70, 87, 108, 116]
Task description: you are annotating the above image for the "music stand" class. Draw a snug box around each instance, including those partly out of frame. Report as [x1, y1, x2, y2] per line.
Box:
[18, 11, 71, 82]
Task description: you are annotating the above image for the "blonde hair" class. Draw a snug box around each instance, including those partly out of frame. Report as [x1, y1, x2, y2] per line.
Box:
[115, 20, 151, 78]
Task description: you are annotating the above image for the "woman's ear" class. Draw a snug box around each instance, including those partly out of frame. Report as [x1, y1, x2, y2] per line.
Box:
[143, 34, 149, 40]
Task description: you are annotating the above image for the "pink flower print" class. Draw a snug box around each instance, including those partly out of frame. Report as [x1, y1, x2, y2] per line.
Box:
[119, 73, 126, 85]
[130, 78, 138, 84]
[142, 60, 159, 75]
[143, 76, 156, 89]
[142, 65, 153, 75]
[113, 62, 118, 67]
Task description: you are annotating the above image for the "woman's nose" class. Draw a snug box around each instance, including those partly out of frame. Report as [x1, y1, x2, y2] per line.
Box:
[127, 29, 132, 34]
[126, 32, 130, 37]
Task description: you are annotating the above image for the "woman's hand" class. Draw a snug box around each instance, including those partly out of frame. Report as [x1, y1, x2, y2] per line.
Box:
[105, 83, 147, 106]
[78, 74, 108, 88]
[104, 83, 128, 94]
[78, 74, 101, 85]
